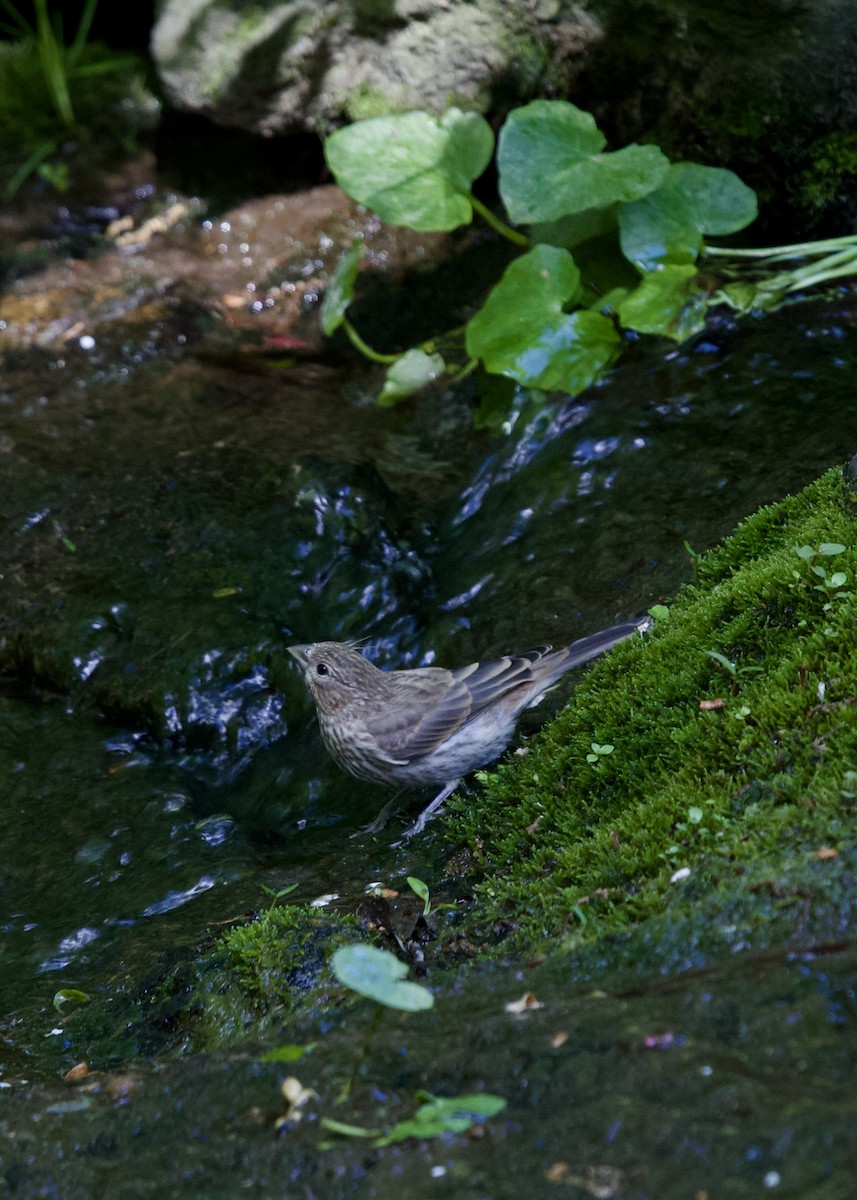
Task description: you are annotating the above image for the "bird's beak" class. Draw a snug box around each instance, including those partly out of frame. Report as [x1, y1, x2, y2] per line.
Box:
[288, 644, 311, 669]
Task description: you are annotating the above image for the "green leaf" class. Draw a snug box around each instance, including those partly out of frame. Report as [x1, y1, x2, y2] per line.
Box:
[324, 108, 494, 232]
[407, 875, 431, 915]
[818, 543, 846, 555]
[259, 1042, 317, 1063]
[531, 205, 620, 250]
[321, 240, 362, 335]
[331, 944, 434, 1011]
[674, 163, 758, 236]
[466, 244, 620, 392]
[53, 988, 90, 1013]
[374, 1093, 507, 1147]
[648, 603, 670, 622]
[377, 349, 445, 406]
[705, 649, 736, 675]
[688, 806, 704, 824]
[717, 280, 762, 313]
[498, 100, 669, 224]
[616, 263, 706, 341]
[620, 163, 758, 271]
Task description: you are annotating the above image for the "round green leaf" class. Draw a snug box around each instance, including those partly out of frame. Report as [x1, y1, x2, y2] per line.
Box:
[616, 263, 707, 341]
[324, 108, 494, 232]
[332, 944, 434, 1011]
[620, 163, 758, 271]
[466, 244, 620, 392]
[321, 240, 362, 335]
[671, 162, 758, 235]
[378, 349, 445, 406]
[497, 100, 669, 224]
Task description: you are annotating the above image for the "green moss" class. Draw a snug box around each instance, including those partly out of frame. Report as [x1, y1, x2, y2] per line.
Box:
[179, 902, 361, 1049]
[450, 465, 857, 954]
[222, 903, 339, 1004]
[345, 82, 402, 123]
[794, 132, 857, 214]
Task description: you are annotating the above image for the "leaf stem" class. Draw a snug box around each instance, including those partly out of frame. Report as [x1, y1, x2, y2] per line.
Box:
[467, 193, 530, 247]
[337, 1004, 384, 1104]
[704, 234, 857, 262]
[342, 317, 400, 365]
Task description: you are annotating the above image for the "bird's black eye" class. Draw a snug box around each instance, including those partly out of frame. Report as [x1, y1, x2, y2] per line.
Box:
[316, 662, 330, 676]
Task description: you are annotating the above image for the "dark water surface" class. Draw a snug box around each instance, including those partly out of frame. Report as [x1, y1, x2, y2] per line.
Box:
[2, 284, 857, 1194]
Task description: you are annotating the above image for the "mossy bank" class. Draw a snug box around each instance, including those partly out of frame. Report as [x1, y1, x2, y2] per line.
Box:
[449, 460, 857, 968]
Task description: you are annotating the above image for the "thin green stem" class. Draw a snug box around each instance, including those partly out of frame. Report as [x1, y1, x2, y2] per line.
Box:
[337, 1005, 384, 1104]
[445, 358, 478, 382]
[342, 317, 400, 365]
[704, 234, 857, 262]
[780, 246, 857, 292]
[467, 193, 530, 247]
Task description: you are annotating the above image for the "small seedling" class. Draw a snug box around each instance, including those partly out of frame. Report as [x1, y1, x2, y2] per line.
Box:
[586, 742, 614, 764]
[321, 1091, 507, 1148]
[407, 876, 432, 917]
[260, 882, 299, 916]
[704, 649, 763, 695]
[792, 543, 851, 610]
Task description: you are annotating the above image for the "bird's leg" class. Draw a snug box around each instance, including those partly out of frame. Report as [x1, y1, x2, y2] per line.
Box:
[353, 790, 405, 837]
[391, 778, 460, 845]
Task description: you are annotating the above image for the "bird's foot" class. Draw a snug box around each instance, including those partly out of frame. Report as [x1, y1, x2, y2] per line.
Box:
[389, 779, 460, 847]
[350, 793, 403, 837]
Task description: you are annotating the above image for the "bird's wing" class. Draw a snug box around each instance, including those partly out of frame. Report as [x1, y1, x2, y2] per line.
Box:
[366, 650, 551, 763]
[450, 647, 552, 711]
[363, 669, 478, 763]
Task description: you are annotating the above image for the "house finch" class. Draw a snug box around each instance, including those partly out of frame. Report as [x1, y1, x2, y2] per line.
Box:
[289, 618, 647, 838]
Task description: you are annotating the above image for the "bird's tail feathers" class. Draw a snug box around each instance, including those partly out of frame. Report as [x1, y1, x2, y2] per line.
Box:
[558, 615, 650, 674]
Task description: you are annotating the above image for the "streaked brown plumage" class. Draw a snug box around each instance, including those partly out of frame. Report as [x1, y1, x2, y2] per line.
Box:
[289, 618, 647, 837]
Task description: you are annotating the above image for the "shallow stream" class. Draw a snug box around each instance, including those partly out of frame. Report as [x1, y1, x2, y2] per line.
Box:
[2, 209, 857, 1194]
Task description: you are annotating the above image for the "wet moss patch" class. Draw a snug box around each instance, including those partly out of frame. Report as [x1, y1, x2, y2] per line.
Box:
[449, 463, 857, 956]
[187, 903, 361, 1050]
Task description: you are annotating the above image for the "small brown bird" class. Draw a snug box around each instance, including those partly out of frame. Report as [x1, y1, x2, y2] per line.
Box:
[289, 619, 647, 838]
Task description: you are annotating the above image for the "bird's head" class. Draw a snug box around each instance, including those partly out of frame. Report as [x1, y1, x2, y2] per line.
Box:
[288, 641, 381, 713]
